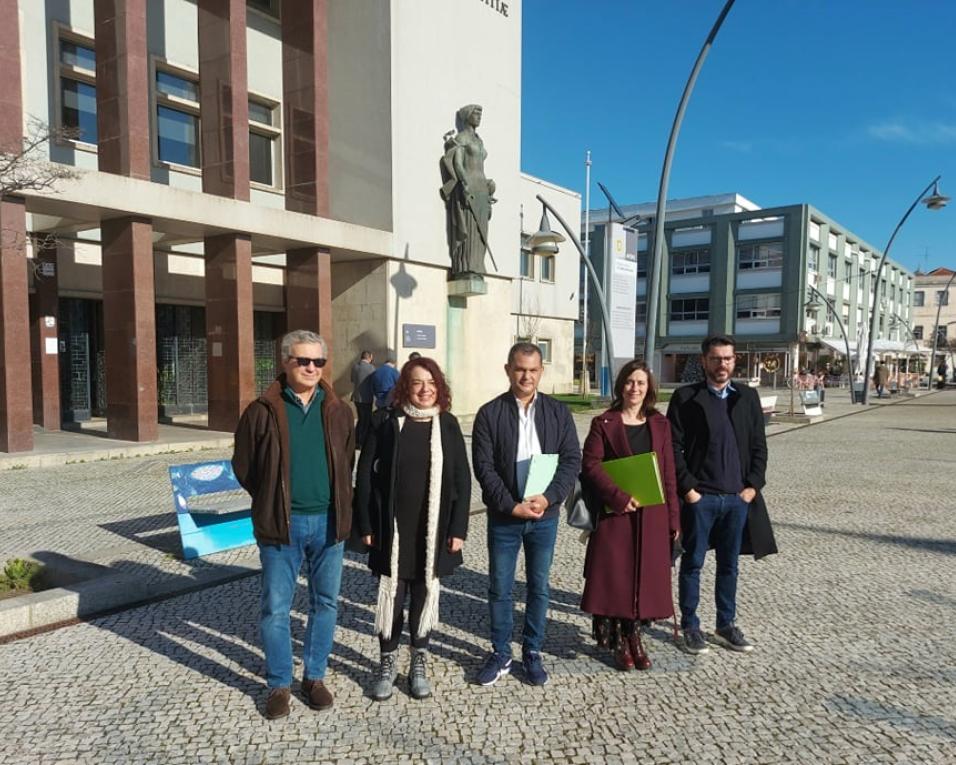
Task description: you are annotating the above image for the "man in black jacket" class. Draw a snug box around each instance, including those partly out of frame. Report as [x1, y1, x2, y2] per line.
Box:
[667, 335, 776, 656]
[471, 343, 581, 687]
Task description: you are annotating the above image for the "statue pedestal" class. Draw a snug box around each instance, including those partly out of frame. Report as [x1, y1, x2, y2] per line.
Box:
[447, 275, 488, 298]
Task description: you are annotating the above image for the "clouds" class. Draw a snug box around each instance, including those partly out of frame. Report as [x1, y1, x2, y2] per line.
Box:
[866, 120, 956, 145]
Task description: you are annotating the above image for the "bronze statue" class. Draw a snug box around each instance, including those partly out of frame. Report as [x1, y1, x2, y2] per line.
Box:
[440, 104, 496, 277]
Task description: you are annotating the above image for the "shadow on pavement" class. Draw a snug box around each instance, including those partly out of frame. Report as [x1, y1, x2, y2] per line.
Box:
[825, 694, 956, 742]
[99, 513, 183, 555]
[775, 522, 956, 556]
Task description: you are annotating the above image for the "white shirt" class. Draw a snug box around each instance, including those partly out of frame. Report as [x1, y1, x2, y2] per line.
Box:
[515, 394, 542, 497]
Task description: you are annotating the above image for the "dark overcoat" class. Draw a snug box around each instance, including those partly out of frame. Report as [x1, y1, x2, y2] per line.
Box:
[353, 409, 471, 578]
[666, 381, 778, 560]
[580, 411, 680, 620]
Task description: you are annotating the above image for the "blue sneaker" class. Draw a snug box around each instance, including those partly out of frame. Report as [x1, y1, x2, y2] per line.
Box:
[522, 651, 549, 686]
[475, 652, 512, 686]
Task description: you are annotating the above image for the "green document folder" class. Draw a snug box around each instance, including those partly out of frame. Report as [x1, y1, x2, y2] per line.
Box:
[523, 453, 559, 498]
[600, 452, 665, 510]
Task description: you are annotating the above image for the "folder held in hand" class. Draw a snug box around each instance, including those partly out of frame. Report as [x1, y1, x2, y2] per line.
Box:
[600, 452, 665, 510]
[523, 453, 559, 498]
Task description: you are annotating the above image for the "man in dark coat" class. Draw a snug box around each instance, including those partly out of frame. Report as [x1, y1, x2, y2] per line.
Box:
[471, 342, 581, 687]
[667, 334, 776, 656]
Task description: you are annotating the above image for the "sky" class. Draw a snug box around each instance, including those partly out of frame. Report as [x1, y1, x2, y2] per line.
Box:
[520, 0, 956, 274]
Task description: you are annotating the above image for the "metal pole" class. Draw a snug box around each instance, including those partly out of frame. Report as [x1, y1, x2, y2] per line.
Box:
[927, 269, 956, 392]
[862, 175, 941, 404]
[808, 284, 853, 403]
[536, 193, 617, 379]
[603, 203, 613, 396]
[644, 0, 736, 372]
[582, 151, 591, 395]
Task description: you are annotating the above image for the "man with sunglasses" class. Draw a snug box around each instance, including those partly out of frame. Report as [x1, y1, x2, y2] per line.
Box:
[666, 334, 776, 656]
[233, 330, 355, 719]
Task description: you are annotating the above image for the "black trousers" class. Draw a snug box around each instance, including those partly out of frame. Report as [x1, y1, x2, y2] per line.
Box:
[355, 402, 373, 449]
[379, 577, 430, 652]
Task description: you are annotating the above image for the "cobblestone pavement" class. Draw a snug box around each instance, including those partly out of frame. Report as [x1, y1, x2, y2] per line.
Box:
[2, 393, 955, 763]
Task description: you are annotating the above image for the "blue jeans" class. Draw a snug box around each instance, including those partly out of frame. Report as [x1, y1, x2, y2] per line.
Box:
[487, 513, 559, 658]
[258, 512, 344, 689]
[678, 493, 749, 631]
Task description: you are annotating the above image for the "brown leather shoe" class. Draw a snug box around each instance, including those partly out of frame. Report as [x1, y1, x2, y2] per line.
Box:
[613, 637, 635, 671]
[302, 678, 333, 711]
[265, 687, 290, 719]
[629, 631, 652, 671]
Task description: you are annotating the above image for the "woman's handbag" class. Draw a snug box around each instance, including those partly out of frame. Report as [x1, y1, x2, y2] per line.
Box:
[564, 479, 596, 533]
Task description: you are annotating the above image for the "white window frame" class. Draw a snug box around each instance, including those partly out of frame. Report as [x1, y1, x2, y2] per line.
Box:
[248, 92, 283, 192]
[151, 58, 202, 174]
[54, 24, 98, 152]
[539, 254, 555, 283]
[735, 292, 782, 320]
[519, 235, 534, 279]
[536, 338, 552, 364]
[672, 248, 711, 275]
[737, 241, 783, 271]
[670, 297, 709, 322]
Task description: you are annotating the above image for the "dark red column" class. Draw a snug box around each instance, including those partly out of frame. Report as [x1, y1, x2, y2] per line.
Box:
[0, 0, 33, 452]
[94, 0, 150, 178]
[199, 0, 250, 199]
[205, 234, 255, 432]
[102, 217, 158, 441]
[30, 248, 61, 430]
[285, 248, 333, 369]
[282, 0, 330, 217]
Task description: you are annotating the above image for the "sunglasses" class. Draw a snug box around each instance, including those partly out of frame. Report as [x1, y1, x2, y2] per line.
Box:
[292, 356, 327, 368]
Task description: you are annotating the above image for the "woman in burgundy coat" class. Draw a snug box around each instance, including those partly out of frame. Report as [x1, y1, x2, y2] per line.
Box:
[580, 360, 680, 671]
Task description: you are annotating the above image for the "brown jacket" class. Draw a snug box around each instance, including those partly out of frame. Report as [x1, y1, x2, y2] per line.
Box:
[232, 375, 356, 545]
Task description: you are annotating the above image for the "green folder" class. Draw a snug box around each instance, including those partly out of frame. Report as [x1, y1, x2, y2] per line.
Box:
[523, 453, 559, 498]
[600, 452, 665, 510]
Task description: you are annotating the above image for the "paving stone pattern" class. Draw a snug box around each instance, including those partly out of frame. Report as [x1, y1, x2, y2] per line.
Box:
[1, 394, 955, 763]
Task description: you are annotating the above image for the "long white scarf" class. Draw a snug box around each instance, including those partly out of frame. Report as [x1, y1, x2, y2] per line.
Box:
[374, 404, 443, 640]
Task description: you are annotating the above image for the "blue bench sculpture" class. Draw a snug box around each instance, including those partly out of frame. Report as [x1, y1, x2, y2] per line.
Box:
[168, 460, 256, 559]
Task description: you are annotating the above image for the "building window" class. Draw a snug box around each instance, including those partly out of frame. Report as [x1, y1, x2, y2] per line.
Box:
[156, 68, 200, 167]
[936, 325, 948, 346]
[735, 293, 782, 319]
[827, 253, 838, 278]
[636, 302, 647, 323]
[519, 249, 534, 279]
[737, 242, 783, 270]
[670, 298, 709, 322]
[913, 291, 924, 306]
[913, 325, 924, 340]
[937, 290, 950, 306]
[249, 98, 281, 187]
[637, 253, 648, 279]
[537, 338, 552, 363]
[248, 0, 280, 18]
[808, 244, 820, 272]
[539, 254, 555, 283]
[59, 35, 97, 144]
[672, 249, 710, 275]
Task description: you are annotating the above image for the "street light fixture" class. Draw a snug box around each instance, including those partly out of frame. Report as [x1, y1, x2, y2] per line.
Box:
[806, 284, 854, 404]
[643, 0, 736, 371]
[861, 175, 947, 405]
[530, 194, 618, 385]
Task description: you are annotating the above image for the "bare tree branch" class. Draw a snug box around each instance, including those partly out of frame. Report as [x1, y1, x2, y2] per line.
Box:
[1, 118, 80, 197]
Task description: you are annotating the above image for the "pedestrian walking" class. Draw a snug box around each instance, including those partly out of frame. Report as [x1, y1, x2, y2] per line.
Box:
[666, 334, 777, 656]
[370, 357, 400, 409]
[232, 330, 355, 719]
[350, 350, 376, 448]
[355, 357, 471, 701]
[471, 342, 581, 686]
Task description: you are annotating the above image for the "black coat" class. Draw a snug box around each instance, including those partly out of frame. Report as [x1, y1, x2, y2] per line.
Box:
[353, 409, 471, 578]
[666, 381, 778, 560]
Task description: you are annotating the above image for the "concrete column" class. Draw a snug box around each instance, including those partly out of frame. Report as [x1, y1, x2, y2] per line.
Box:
[198, 0, 250, 200]
[205, 234, 255, 432]
[30, 248, 61, 430]
[102, 217, 157, 441]
[0, 198, 34, 452]
[0, 0, 23, 157]
[285, 248, 333, 368]
[94, 0, 150, 178]
[282, 0, 329, 216]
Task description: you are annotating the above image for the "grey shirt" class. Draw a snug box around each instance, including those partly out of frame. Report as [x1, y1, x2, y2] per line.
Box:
[351, 360, 376, 404]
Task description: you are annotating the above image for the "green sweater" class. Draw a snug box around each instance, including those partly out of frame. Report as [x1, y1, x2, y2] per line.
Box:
[282, 386, 331, 515]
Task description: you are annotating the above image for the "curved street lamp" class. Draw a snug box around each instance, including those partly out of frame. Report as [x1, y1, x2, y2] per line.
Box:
[806, 284, 854, 403]
[529, 194, 617, 384]
[927, 268, 956, 392]
[644, 0, 736, 370]
[862, 176, 948, 404]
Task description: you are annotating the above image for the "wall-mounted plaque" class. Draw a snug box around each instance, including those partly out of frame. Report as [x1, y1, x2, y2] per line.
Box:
[403, 324, 436, 349]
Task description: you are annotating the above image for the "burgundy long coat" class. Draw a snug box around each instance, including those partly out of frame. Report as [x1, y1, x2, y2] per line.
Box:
[580, 410, 681, 620]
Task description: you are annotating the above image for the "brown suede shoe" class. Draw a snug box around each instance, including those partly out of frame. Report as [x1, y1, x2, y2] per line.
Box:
[265, 687, 290, 719]
[302, 678, 333, 711]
